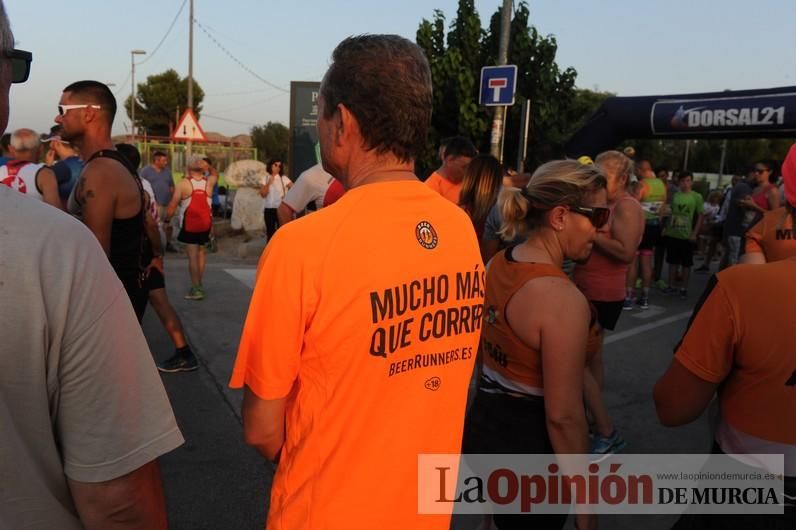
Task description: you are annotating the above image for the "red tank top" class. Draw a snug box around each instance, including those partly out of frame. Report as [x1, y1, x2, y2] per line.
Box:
[752, 183, 775, 211]
[573, 194, 640, 301]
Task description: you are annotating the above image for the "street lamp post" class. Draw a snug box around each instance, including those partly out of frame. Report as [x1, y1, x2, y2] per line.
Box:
[130, 49, 146, 141]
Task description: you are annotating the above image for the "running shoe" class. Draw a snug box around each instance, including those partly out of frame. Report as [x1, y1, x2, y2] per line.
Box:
[184, 286, 204, 301]
[695, 264, 710, 273]
[157, 352, 198, 373]
[662, 287, 678, 295]
[655, 279, 668, 290]
[637, 296, 650, 310]
[622, 297, 634, 311]
[591, 430, 627, 455]
[679, 288, 688, 299]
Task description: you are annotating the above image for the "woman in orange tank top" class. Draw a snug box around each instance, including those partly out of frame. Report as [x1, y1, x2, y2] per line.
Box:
[462, 160, 607, 530]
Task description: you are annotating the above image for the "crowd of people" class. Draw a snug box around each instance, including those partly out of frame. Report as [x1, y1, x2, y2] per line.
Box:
[1, 2, 793, 528]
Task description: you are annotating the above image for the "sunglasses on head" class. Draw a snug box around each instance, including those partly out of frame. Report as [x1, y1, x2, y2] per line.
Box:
[3, 49, 32, 84]
[568, 205, 610, 228]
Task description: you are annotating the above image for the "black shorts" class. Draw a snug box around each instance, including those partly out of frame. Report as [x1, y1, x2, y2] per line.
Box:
[665, 237, 694, 267]
[119, 273, 149, 323]
[146, 267, 165, 291]
[639, 222, 662, 251]
[711, 222, 724, 239]
[178, 228, 210, 245]
[462, 389, 568, 528]
[591, 300, 624, 331]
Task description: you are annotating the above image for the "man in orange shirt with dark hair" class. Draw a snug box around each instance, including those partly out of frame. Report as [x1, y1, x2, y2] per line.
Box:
[230, 34, 484, 529]
[425, 135, 477, 204]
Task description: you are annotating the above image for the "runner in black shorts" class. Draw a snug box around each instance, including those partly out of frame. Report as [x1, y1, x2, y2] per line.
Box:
[117, 143, 199, 372]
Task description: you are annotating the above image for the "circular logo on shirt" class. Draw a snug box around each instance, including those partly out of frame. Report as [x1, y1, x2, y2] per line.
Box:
[415, 221, 438, 250]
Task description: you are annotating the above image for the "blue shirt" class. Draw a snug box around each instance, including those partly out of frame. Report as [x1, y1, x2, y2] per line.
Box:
[139, 165, 173, 206]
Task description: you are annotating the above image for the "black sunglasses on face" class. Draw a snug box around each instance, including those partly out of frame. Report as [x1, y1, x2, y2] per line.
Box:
[569, 205, 610, 228]
[3, 49, 32, 84]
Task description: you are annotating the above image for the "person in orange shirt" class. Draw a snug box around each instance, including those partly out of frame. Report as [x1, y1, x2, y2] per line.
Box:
[230, 35, 484, 530]
[654, 259, 796, 528]
[741, 143, 796, 264]
[425, 135, 477, 204]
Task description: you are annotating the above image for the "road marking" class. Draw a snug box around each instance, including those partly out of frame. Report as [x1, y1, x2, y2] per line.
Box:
[605, 310, 693, 345]
[630, 305, 666, 319]
[224, 268, 256, 289]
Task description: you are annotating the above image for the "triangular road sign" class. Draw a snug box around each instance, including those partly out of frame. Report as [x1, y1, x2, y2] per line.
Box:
[172, 109, 208, 141]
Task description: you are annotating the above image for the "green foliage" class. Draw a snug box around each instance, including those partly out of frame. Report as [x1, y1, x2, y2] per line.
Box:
[124, 69, 204, 137]
[628, 137, 796, 176]
[416, 1, 580, 173]
[250, 121, 289, 162]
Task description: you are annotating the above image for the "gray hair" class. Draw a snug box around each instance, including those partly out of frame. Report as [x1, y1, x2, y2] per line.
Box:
[0, 2, 13, 53]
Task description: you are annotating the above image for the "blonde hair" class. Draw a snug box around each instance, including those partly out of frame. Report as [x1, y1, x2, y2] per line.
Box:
[499, 159, 607, 241]
[459, 154, 503, 227]
[595, 150, 634, 186]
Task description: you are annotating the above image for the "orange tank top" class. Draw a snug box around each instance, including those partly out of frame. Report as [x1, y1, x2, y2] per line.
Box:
[481, 248, 597, 397]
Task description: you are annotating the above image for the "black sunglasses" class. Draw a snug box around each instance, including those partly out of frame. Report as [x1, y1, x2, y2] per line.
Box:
[569, 205, 610, 228]
[3, 49, 32, 84]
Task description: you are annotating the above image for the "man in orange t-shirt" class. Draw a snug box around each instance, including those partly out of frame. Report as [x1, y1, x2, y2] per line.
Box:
[425, 136, 477, 205]
[230, 35, 484, 530]
[655, 260, 796, 527]
[741, 206, 796, 263]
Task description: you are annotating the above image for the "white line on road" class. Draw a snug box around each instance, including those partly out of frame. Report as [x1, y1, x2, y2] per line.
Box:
[224, 268, 256, 289]
[604, 310, 693, 345]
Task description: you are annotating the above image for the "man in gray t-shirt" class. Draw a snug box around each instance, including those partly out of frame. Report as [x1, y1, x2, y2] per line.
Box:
[140, 150, 176, 249]
[0, 14, 183, 527]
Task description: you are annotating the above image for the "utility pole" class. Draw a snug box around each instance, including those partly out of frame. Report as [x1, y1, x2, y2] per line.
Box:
[489, 0, 512, 162]
[516, 99, 531, 173]
[130, 50, 146, 142]
[186, 0, 194, 158]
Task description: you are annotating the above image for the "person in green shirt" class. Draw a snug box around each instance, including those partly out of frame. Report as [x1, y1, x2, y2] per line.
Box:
[662, 173, 704, 298]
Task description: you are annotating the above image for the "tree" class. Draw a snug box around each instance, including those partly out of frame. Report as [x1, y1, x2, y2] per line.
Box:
[416, 1, 580, 173]
[124, 69, 204, 137]
[250, 122, 288, 162]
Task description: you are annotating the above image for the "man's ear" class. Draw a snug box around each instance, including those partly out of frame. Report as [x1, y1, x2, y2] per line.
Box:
[337, 103, 359, 146]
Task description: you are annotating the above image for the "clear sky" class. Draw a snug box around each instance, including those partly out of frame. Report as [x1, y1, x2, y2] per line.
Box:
[6, 0, 796, 137]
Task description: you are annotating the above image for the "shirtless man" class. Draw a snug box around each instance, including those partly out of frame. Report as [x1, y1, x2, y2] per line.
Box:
[58, 80, 161, 321]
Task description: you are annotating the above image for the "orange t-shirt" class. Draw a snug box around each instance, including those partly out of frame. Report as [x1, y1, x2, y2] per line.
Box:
[744, 206, 796, 262]
[425, 171, 463, 205]
[675, 259, 796, 449]
[230, 179, 484, 530]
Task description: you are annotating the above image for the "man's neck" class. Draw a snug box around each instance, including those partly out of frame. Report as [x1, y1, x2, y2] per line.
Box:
[342, 154, 417, 189]
[75, 134, 114, 162]
[436, 165, 460, 184]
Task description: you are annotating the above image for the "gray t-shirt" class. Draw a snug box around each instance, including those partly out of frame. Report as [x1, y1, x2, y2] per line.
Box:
[139, 164, 174, 206]
[0, 187, 184, 529]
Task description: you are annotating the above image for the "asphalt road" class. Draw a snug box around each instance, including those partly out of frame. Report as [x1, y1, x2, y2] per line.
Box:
[144, 251, 718, 530]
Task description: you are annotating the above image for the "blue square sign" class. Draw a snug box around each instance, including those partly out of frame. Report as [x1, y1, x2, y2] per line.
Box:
[479, 65, 518, 106]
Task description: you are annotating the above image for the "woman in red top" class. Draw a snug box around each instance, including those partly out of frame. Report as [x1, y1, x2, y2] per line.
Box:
[463, 160, 607, 530]
[739, 160, 781, 219]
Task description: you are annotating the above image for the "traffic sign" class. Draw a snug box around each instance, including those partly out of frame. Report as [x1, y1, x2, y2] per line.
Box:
[172, 109, 208, 142]
[479, 65, 518, 106]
